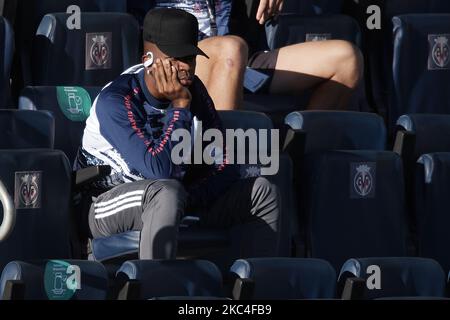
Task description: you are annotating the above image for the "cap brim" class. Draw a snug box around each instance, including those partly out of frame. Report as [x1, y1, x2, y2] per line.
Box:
[158, 44, 209, 59]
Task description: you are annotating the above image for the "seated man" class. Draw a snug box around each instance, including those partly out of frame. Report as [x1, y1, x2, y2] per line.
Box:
[156, 0, 364, 110]
[75, 8, 280, 261]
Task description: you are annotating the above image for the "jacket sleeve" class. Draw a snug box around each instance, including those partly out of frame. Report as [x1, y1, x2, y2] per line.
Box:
[96, 92, 193, 180]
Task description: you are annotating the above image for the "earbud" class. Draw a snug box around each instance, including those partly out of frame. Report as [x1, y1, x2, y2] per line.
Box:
[143, 51, 154, 68]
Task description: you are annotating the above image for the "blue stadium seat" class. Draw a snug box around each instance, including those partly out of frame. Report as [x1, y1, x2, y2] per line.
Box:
[0, 260, 108, 300]
[0, 110, 54, 149]
[127, 0, 155, 27]
[284, 111, 387, 257]
[259, 13, 365, 114]
[19, 86, 102, 163]
[390, 14, 450, 129]
[356, 0, 450, 125]
[33, 13, 139, 86]
[0, 17, 14, 108]
[230, 258, 337, 300]
[285, 111, 387, 154]
[416, 153, 450, 272]
[90, 111, 293, 273]
[311, 0, 343, 14]
[339, 257, 447, 299]
[394, 114, 450, 253]
[266, 14, 361, 51]
[12, 0, 128, 97]
[395, 114, 450, 161]
[281, 0, 315, 15]
[116, 260, 225, 300]
[303, 150, 407, 270]
[0, 150, 72, 270]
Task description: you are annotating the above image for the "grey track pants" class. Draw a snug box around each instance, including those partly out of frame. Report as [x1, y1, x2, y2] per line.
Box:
[89, 177, 280, 260]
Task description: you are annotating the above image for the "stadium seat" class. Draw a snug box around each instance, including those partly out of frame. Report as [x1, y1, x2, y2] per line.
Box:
[311, 0, 343, 15]
[303, 150, 407, 270]
[415, 152, 450, 272]
[19, 86, 102, 163]
[0, 150, 72, 270]
[284, 111, 388, 257]
[12, 0, 128, 98]
[0, 17, 14, 108]
[390, 14, 450, 130]
[33, 12, 139, 86]
[394, 114, 450, 238]
[0, 260, 108, 300]
[395, 114, 450, 161]
[354, 0, 450, 124]
[127, 0, 155, 27]
[115, 260, 225, 300]
[0, 110, 54, 149]
[266, 14, 361, 51]
[338, 257, 447, 299]
[285, 111, 387, 154]
[281, 0, 314, 14]
[230, 258, 337, 300]
[90, 111, 293, 273]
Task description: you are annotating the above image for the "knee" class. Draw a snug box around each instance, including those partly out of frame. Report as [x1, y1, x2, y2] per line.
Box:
[148, 179, 187, 202]
[216, 36, 249, 71]
[332, 40, 364, 87]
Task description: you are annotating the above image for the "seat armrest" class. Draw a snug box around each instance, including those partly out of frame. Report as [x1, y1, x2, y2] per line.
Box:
[231, 277, 255, 300]
[341, 277, 366, 300]
[2, 280, 25, 300]
[74, 165, 111, 189]
[117, 280, 141, 301]
[393, 130, 416, 158]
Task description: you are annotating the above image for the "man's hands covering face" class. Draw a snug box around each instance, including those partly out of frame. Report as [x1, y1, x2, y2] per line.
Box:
[152, 58, 192, 109]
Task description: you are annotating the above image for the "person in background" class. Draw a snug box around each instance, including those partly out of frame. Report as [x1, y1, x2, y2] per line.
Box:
[156, 0, 364, 111]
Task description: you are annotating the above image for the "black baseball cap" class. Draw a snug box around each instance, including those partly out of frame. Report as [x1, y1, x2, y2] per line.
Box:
[143, 8, 209, 59]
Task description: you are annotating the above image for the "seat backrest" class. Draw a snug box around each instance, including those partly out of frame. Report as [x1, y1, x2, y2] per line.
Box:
[0, 150, 72, 270]
[266, 13, 361, 50]
[285, 111, 387, 154]
[281, 0, 315, 14]
[219, 110, 276, 170]
[364, 1, 450, 123]
[339, 257, 446, 299]
[0, 260, 108, 300]
[219, 111, 292, 256]
[416, 152, 450, 271]
[19, 86, 101, 163]
[33, 12, 139, 86]
[305, 150, 407, 270]
[117, 260, 224, 299]
[0, 110, 54, 149]
[397, 114, 450, 160]
[0, 17, 14, 108]
[311, 0, 343, 14]
[13, 0, 128, 88]
[390, 14, 450, 129]
[127, 0, 155, 27]
[230, 258, 337, 299]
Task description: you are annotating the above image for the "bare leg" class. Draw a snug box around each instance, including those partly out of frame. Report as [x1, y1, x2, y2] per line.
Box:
[196, 36, 248, 110]
[269, 40, 364, 110]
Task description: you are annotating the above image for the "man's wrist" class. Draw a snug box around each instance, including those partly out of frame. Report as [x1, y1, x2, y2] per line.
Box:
[172, 98, 191, 109]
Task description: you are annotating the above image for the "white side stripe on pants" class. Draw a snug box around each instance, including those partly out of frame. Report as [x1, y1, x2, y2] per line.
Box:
[94, 196, 143, 214]
[94, 190, 145, 208]
[95, 202, 143, 219]
[94, 190, 145, 219]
